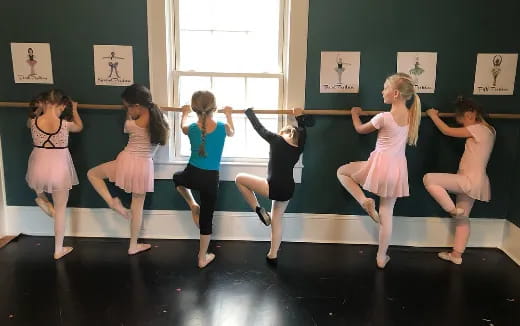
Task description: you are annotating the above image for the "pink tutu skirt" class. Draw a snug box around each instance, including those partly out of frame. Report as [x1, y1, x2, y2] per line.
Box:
[349, 151, 409, 198]
[108, 150, 154, 194]
[26, 148, 78, 193]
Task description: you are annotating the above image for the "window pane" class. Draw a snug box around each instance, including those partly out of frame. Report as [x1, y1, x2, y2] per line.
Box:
[246, 78, 279, 108]
[178, 0, 281, 73]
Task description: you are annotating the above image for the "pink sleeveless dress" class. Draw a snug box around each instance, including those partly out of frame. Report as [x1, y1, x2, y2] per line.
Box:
[26, 118, 78, 193]
[108, 120, 157, 194]
[456, 124, 496, 201]
[350, 112, 410, 198]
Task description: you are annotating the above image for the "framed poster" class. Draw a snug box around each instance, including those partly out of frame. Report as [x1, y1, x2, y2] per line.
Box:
[94, 45, 133, 86]
[473, 53, 518, 95]
[397, 52, 437, 93]
[320, 51, 360, 93]
[11, 42, 54, 84]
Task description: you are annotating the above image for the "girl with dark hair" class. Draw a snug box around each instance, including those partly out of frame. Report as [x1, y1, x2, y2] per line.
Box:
[87, 84, 169, 255]
[424, 96, 496, 264]
[26, 89, 83, 259]
[173, 90, 234, 268]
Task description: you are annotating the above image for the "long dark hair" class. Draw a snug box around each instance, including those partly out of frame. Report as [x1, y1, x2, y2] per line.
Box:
[121, 84, 170, 145]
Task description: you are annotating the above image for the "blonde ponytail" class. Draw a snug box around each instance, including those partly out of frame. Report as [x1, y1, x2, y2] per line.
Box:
[386, 73, 422, 146]
[407, 93, 421, 146]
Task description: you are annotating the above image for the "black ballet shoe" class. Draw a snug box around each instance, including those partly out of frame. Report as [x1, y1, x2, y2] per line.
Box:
[266, 256, 278, 266]
[255, 206, 271, 226]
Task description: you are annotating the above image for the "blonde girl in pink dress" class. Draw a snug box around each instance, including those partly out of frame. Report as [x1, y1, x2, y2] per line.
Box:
[337, 73, 421, 268]
[26, 89, 83, 259]
[87, 84, 169, 255]
[424, 97, 495, 265]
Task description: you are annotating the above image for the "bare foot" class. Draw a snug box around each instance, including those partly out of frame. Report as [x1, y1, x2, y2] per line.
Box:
[190, 204, 200, 228]
[128, 243, 152, 255]
[376, 255, 390, 269]
[362, 198, 380, 223]
[198, 253, 215, 268]
[35, 197, 54, 218]
[110, 197, 130, 219]
[54, 247, 73, 260]
[267, 251, 277, 259]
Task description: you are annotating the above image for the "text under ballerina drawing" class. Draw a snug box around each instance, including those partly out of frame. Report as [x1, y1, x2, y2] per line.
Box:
[10, 42, 54, 84]
[397, 52, 437, 94]
[473, 53, 518, 95]
[320, 51, 360, 93]
[94, 45, 134, 86]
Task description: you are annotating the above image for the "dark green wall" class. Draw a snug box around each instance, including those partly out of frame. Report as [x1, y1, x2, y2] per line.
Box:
[1, 1, 520, 226]
[302, 0, 520, 225]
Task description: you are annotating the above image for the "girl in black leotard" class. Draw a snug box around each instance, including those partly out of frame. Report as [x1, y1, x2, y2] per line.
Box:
[235, 107, 306, 263]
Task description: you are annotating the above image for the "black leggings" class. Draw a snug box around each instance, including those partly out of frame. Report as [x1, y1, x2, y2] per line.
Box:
[173, 164, 219, 235]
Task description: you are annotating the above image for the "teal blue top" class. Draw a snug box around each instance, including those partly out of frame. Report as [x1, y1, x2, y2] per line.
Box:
[188, 121, 227, 171]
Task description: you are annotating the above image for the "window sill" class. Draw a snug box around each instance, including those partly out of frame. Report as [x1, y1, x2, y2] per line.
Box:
[154, 160, 303, 182]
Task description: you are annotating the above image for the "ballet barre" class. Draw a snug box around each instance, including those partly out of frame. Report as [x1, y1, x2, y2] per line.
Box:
[1, 101, 520, 119]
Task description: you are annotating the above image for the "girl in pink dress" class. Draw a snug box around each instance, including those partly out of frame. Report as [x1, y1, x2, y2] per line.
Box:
[26, 89, 83, 259]
[424, 97, 496, 264]
[337, 73, 421, 268]
[87, 84, 169, 255]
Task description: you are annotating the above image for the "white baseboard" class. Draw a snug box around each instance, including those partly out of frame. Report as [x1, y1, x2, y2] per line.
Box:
[5, 206, 506, 250]
[500, 220, 520, 265]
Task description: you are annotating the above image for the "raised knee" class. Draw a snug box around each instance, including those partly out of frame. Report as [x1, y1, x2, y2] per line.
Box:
[87, 168, 95, 179]
[235, 173, 249, 184]
[423, 173, 433, 187]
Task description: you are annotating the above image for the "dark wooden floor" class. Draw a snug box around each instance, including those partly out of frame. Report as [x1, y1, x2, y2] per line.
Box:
[0, 235, 518, 326]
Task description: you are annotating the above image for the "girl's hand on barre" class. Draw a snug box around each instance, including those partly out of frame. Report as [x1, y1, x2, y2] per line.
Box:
[293, 107, 303, 117]
[351, 107, 362, 116]
[222, 106, 233, 117]
[181, 105, 191, 116]
[426, 108, 438, 118]
[71, 100, 78, 112]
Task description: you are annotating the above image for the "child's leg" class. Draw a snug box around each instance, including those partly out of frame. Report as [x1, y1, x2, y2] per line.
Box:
[51, 190, 73, 260]
[197, 185, 218, 268]
[267, 200, 289, 259]
[235, 173, 269, 210]
[128, 193, 150, 255]
[337, 163, 379, 222]
[87, 161, 128, 218]
[173, 169, 200, 227]
[423, 173, 467, 215]
[35, 192, 55, 217]
[175, 186, 200, 227]
[376, 197, 396, 268]
[451, 194, 475, 259]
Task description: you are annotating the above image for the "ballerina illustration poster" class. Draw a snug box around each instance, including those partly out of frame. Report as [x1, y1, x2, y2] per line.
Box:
[93, 45, 133, 86]
[473, 53, 518, 95]
[320, 51, 360, 93]
[10, 42, 54, 84]
[396, 52, 437, 93]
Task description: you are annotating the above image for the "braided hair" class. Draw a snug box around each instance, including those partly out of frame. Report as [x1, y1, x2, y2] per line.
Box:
[191, 91, 217, 157]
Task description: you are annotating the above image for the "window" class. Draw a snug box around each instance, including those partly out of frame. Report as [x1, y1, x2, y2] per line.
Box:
[147, 0, 308, 180]
[172, 0, 284, 161]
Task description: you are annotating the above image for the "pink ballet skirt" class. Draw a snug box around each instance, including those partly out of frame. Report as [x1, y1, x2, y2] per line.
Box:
[107, 120, 157, 194]
[349, 112, 410, 198]
[108, 150, 154, 194]
[26, 118, 78, 193]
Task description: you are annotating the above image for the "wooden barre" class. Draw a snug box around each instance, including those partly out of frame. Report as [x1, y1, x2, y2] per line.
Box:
[1, 101, 519, 119]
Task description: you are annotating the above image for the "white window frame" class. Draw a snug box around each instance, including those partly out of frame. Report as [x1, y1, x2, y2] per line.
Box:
[147, 0, 308, 181]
